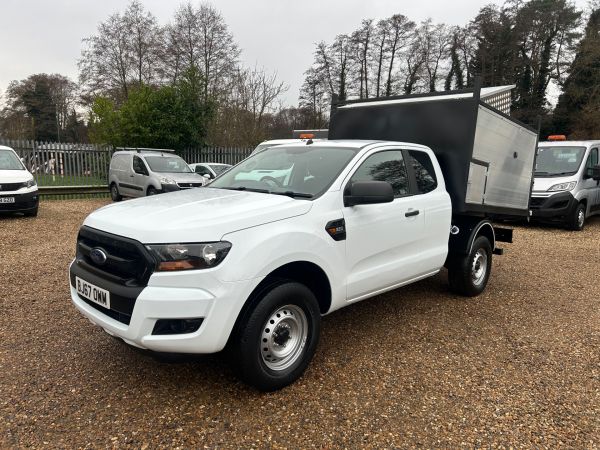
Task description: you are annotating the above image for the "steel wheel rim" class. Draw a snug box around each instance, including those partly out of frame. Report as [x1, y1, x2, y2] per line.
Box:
[471, 249, 488, 286]
[111, 185, 118, 198]
[260, 305, 308, 371]
[577, 209, 585, 228]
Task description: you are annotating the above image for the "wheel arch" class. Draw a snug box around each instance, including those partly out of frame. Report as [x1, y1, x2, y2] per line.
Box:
[447, 216, 496, 259]
[226, 260, 332, 347]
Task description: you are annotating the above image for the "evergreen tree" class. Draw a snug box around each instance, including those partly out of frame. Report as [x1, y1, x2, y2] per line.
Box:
[554, 9, 600, 137]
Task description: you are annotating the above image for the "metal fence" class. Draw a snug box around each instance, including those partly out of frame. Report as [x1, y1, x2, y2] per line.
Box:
[0, 138, 252, 198]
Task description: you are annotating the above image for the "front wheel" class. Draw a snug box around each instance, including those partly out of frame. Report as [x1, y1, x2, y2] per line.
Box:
[110, 183, 122, 202]
[448, 236, 492, 297]
[147, 187, 159, 196]
[232, 281, 321, 391]
[568, 203, 585, 231]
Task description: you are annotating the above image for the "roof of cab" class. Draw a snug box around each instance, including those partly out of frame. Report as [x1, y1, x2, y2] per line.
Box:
[265, 139, 431, 152]
[539, 140, 600, 147]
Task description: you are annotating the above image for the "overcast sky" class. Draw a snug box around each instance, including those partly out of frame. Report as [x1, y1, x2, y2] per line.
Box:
[0, 0, 590, 106]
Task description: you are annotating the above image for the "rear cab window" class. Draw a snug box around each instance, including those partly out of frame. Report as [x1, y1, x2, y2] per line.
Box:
[408, 150, 438, 194]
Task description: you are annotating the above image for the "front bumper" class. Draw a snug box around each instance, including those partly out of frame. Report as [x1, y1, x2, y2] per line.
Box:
[529, 191, 578, 222]
[69, 260, 262, 354]
[0, 190, 39, 213]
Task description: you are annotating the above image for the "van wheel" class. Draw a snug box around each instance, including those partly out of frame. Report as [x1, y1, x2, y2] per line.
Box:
[448, 236, 492, 297]
[232, 281, 321, 391]
[568, 203, 585, 231]
[110, 183, 122, 202]
[147, 187, 159, 196]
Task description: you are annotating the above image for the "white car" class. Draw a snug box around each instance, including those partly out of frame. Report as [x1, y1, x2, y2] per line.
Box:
[188, 162, 232, 181]
[0, 145, 39, 217]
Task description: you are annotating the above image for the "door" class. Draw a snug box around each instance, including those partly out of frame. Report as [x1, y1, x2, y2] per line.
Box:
[131, 155, 149, 197]
[584, 148, 600, 213]
[343, 149, 427, 302]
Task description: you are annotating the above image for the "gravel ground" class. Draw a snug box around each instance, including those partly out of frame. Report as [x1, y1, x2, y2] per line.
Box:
[1, 199, 599, 448]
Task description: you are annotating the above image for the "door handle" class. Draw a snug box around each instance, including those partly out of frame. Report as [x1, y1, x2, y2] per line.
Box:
[405, 209, 420, 217]
[130, 174, 134, 177]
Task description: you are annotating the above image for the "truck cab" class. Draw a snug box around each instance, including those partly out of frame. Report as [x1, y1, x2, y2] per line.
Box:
[530, 136, 600, 230]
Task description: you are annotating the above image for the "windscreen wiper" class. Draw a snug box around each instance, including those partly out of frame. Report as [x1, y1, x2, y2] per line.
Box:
[220, 186, 271, 194]
[271, 191, 314, 199]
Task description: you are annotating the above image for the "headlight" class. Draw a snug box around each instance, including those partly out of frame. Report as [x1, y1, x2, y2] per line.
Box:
[160, 176, 176, 185]
[146, 242, 232, 271]
[548, 181, 577, 192]
[25, 179, 37, 188]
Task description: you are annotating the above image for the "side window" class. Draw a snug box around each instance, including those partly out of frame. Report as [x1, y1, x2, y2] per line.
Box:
[348, 150, 409, 197]
[586, 148, 598, 168]
[195, 165, 212, 177]
[408, 150, 438, 194]
[133, 156, 147, 175]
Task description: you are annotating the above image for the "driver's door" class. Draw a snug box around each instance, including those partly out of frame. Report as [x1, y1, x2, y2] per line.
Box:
[342, 149, 426, 302]
[585, 148, 600, 212]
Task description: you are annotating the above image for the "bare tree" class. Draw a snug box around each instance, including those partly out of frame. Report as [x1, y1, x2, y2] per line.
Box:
[383, 14, 416, 96]
[168, 2, 240, 101]
[419, 20, 452, 92]
[79, 1, 161, 102]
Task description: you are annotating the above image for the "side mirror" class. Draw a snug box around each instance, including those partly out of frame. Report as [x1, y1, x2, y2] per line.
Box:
[344, 181, 394, 207]
[202, 173, 211, 179]
[591, 165, 600, 181]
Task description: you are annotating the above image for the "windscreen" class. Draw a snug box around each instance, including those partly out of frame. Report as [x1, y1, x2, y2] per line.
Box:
[535, 146, 586, 176]
[0, 150, 25, 170]
[210, 145, 358, 198]
[144, 155, 191, 173]
[210, 164, 231, 176]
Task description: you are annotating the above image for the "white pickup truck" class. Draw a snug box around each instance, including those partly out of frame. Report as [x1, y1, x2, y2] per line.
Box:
[69, 87, 537, 390]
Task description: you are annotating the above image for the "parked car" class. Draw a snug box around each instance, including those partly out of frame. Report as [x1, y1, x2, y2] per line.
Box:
[530, 136, 600, 230]
[0, 145, 39, 217]
[188, 162, 232, 181]
[69, 87, 537, 391]
[108, 148, 206, 201]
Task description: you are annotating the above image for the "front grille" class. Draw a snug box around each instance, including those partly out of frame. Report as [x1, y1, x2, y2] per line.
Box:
[76, 226, 155, 286]
[177, 182, 203, 188]
[529, 197, 545, 208]
[0, 182, 25, 191]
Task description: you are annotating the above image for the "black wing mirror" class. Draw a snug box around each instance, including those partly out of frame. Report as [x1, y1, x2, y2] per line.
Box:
[586, 165, 600, 181]
[344, 181, 394, 207]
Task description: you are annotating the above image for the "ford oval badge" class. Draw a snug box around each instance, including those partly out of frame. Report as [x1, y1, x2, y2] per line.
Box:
[90, 247, 108, 265]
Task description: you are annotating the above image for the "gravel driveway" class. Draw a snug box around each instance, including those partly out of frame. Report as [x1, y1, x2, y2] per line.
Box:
[1, 199, 599, 448]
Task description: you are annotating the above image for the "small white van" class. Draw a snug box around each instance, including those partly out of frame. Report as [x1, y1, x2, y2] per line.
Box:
[108, 148, 206, 201]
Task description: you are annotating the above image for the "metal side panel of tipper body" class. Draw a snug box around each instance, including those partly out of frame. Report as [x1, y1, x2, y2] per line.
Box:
[468, 104, 538, 213]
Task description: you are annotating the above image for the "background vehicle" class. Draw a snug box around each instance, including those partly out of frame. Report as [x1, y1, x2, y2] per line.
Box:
[69, 85, 537, 391]
[108, 148, 206, 201]
[529, 136, 600, 230]
[188, 162, 232, 181]
[0, 145, 39, 217]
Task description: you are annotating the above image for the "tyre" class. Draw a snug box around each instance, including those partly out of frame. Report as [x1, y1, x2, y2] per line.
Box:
[232, 281, 321, 391]
[147, 187, 159, 196]
[24, 207, 38, 217]
[110, 183, 122, 202]
[448, 235, 492, 297]
[567, 203, 585, 231]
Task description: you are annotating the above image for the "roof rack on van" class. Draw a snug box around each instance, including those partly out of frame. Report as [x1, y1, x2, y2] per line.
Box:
[115, 147, 176, 153]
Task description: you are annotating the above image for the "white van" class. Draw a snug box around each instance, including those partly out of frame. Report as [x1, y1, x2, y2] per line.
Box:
[0, 145, 39, 217]
[108, 149, 206, 201]
[530, 137, 600, 230]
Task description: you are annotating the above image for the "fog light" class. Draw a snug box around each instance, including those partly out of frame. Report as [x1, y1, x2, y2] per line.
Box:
[152, 318, 203, 335]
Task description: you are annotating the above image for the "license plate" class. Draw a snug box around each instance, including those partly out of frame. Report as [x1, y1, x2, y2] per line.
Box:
[0, 197, 15, 203]
[76, 276, 110, 309]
